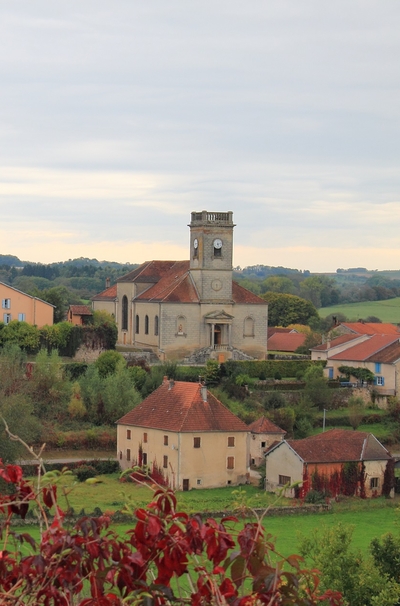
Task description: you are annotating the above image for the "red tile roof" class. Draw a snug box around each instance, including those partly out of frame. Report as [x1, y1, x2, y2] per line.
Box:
[330, 334, 400, 361]
[69, 305, 92, 316]
[136, 261, 198, 303]
[247, 416, 285, 435]
[311, 334, 362, 351]
[112, 259, 267, 306]
[284, 429, 391, 463]
[231, 282, 267, 305]
[267, 332, 306, 352]
[118, 379, 248, 433]
[91, 285, 117, 301]
[340, 322, 400, 335]
[267, 328, 297, 337]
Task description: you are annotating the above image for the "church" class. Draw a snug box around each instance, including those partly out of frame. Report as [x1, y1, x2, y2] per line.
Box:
[92, 211, 268, 361]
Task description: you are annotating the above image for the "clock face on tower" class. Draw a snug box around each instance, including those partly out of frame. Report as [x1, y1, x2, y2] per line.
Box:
[193, 238, 198, 249]
[213, 238, 223, 249]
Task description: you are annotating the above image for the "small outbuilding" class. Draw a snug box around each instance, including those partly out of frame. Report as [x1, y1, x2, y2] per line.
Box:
[264, 428, 394, 499]
[248, 416, 286, 466]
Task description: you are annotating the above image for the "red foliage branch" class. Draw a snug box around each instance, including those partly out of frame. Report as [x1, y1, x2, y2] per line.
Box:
[0, 459, 343, 605]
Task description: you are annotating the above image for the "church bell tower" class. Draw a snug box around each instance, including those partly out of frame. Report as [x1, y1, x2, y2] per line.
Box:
[189, 210, 235, 303]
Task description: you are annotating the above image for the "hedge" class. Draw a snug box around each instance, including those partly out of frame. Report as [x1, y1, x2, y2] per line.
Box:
[21, 458, 120, 477]
[224, 360, 326, 379]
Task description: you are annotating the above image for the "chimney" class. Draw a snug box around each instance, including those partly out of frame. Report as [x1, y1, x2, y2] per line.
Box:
[163, 375, 169, 384]
[169, 379, 175, 390]
[105, 277, 110, 289]
[200, 384, 207, 402]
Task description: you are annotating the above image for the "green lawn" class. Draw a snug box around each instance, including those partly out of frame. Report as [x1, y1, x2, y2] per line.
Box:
[319, 297, 400, 323]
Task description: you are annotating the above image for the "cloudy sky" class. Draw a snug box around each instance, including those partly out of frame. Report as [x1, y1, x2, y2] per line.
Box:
[1, 1, 399, 272]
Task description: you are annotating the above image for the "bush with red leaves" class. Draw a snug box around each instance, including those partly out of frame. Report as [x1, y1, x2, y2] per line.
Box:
[0, 459, 342, 605]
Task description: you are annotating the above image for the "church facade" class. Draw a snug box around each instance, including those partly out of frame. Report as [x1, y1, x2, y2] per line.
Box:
[92, 211, 268, 361]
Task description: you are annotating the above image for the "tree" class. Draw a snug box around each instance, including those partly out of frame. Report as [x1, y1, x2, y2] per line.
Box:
[261, 292, 319, 327]
[33, 285, 71, 323]
[299, 522, 400, 606]
[27, 349, 72, 419]
[348, 396, 365, 430]
[94, 350, 126, 378]
[303, 365, 331, 409]
[261, 275, 296, 294]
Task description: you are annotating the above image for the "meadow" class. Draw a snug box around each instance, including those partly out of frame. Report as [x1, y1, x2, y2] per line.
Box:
[319, 297, 400, 323]
[16, 474, 400, 560]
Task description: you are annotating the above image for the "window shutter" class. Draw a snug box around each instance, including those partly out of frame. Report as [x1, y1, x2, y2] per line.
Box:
[381, 377, 385, 386]
[373, 377, 377, 385]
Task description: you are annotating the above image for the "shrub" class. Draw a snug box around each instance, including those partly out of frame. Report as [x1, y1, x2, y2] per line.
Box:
[304, 490, 326, 504]
[75, 464, 97, 482]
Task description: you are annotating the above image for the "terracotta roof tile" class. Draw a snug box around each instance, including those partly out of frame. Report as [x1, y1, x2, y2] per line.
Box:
[366, 340, 400, 364]
[312, 334, 362, 351]
[340, 322, 400, 335]
[69, 305, 92, 315]
[91, 285, 117, 301]
[118, 260, 179, 284]
[136, 261, 199, 303]
[267, 333, 306, 352]
[285, 429, 390, 463]
[248, 416, 285, 434]
[330, 334, 400, 361]
[118, 380, 248, 433]
[232, 282, 267, 305]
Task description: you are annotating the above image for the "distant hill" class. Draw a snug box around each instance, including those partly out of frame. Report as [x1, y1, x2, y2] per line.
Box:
[0, 254, 24, 267]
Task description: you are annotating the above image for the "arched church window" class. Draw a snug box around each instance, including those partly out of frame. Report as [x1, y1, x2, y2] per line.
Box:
[154, 315, 159, 336]
[244, 316, 254, 337]
[122, 296, 128, 331]
[135, 314, 139, 334]
[145, 315, 149, 335]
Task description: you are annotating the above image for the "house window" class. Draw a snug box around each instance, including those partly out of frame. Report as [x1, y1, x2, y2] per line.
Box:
[126, 449, 131, 462]
[228, 436, 235, 447]
[244, 317, 254, 337]
[164, 435, 168, 446]
[193, 437, 201, 448]
[145, 315, 149, 335]
[261, 441, 266, 448]
[18, 313, 26, 322]
[3, 313, 11, 324]
[127, 429, 131, 440]
[142, 453, 147, 465]
[122, 296, 128, 331]
[163, 455, 168, 469]
[119, 451, 122, 460]
[2, 299, 10, 309]
[278, 475, 291, 486]
[143, 432, 148, 443]
[375, 376, 385, 386]
[375, 363, 381, 373]
[154, 315, 159, 336]
[370, 477, 379, 489]
[197, 479, 202, 485]
[227, 456, 235, 470]
[135, 314, 139, 334]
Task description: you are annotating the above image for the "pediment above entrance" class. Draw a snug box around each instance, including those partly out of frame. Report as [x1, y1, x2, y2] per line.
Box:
[204, 310, 234, 323]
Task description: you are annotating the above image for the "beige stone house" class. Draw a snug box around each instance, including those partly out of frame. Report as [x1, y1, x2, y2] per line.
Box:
[312, 334, 400, 398]
[92, 211, 268, 362]
[248, 416, 286, 466]
[265, 429, 393, 498]
[1, 282, 54, 327]
[117, 377, 249, 490]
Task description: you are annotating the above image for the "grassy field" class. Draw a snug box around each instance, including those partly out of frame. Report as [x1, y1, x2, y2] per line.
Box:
[319, 297, 400, 323]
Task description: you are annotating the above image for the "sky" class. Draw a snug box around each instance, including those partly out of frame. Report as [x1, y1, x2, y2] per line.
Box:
[1, 1, 400, 273]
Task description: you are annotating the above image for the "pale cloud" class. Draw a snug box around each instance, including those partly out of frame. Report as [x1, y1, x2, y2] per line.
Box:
[0, 1, 399, 272]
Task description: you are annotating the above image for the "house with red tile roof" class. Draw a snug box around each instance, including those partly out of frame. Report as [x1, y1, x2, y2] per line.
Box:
[336, 322, 400, 336]
[320, 334, 400, 398]
[93, 211, 268, 361]
[117, 377, 249, 490]
[67, 304, 93, 326]
[267, 331, 306, 353]
[247, 416, 286, 466]
[264, 429, 393, 498]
